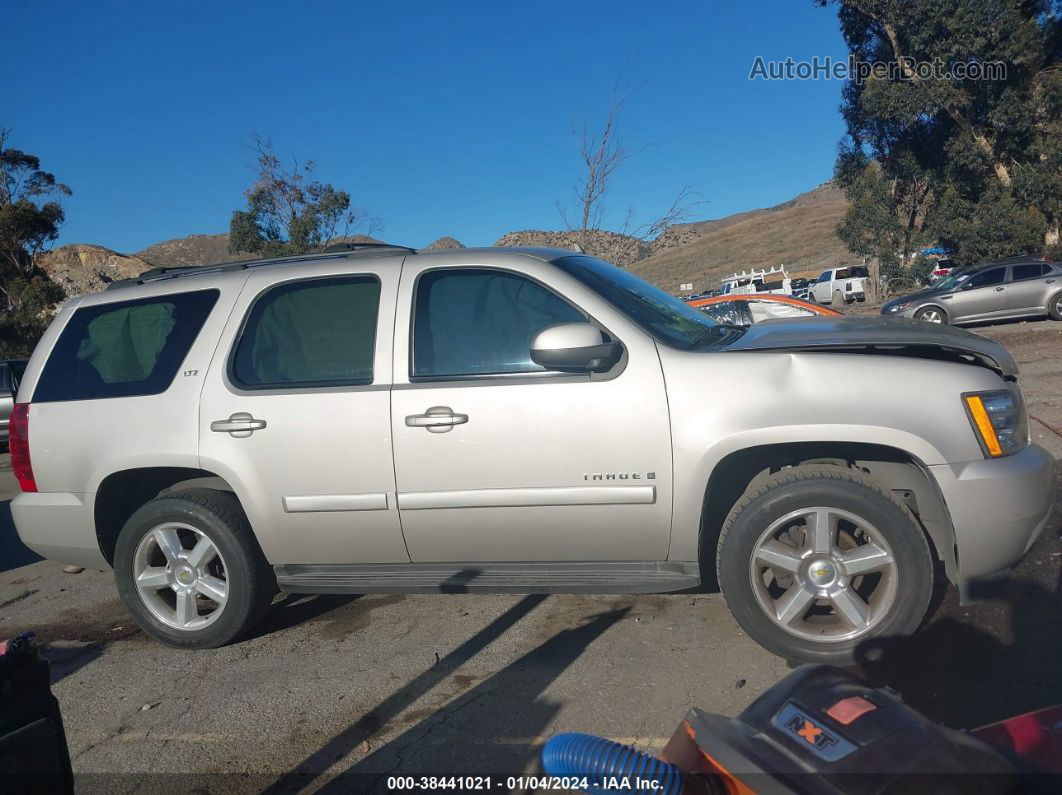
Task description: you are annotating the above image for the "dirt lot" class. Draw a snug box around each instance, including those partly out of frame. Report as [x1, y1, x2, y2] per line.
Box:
[1, 318, 1060, 793]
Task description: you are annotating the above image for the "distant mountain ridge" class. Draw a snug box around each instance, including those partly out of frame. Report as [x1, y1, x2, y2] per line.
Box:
[42, 180, 855, 298]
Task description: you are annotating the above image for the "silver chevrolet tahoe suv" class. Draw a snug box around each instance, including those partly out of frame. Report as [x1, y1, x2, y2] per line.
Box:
[9, 245, 1056, 662]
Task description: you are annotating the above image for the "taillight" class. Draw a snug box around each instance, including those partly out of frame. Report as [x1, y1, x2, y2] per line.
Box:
[9, 403, 36, 492]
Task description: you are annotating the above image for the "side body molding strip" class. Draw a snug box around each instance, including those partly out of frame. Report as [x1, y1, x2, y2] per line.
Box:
[397, 485, 656, 510]
[283, 493, 390, 513]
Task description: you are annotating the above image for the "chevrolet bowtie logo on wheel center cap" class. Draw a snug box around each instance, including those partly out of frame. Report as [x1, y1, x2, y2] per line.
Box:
[808, 560, 836, 585]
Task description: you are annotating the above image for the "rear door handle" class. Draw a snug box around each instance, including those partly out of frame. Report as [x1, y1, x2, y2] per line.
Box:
[405, 406, 468, 434]
[211, 412, 267, 438]
[995, 286, 1005, 291]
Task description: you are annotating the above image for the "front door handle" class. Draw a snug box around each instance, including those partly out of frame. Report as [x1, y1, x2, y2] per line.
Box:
[995, 286, 1005, 292]
[405, 406, 468, 434]
[211, 412, 267, 438]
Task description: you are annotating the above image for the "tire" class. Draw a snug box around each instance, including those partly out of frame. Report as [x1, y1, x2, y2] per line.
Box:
[914, 305, 948, 325]
[716, 466, 934, 664]
[806, 292, 818, 304]
[1048, 290, 1062, 321]
[114, 488, 275, 649]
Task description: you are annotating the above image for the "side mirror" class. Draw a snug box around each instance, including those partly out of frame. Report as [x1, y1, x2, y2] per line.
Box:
[530, 323, 623, 373]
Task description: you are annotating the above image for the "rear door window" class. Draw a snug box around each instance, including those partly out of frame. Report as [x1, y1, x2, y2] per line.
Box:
[232, 276, 381, 388]
[1010, 263, 1049, 281]
[33, 290, 219, 402]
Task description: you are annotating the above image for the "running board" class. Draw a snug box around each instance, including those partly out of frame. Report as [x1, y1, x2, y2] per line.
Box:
[273, 561, 700, 594]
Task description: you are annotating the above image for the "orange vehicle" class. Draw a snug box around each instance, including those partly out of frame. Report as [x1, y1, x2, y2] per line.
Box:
[686, 293, 840, 326]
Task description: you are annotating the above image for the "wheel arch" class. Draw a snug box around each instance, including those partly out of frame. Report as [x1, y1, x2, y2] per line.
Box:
[914, 302, 950, 322]
[93, 467, 242, 566]
[694, 441, 957, 590]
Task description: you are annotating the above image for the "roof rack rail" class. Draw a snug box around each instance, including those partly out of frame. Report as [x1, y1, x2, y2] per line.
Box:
[321, 242, 417, 254]
[106, 244, 417, 291]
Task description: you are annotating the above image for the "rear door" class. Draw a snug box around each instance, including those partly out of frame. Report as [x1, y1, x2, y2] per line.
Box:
[1006, 262, 1053, 313]
[946, 266, 1007, 321]
[389, 257, 673, 563]
[198, 258, 408, 566]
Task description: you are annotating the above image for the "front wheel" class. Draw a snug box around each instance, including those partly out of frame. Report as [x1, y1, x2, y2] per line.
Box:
[717, 466, 934, 663]
[914, 306, 947, 324]
[114, 488, 275, 649]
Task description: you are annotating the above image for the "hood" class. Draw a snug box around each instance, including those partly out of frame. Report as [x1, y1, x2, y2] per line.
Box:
[719, 315, 1017, 378]
[881, 287, 946, 308]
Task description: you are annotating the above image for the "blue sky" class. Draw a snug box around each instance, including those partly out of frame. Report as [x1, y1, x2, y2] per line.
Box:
[4, 1, 850, 253]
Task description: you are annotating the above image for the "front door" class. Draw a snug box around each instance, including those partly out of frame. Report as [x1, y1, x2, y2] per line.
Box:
[389, 260, 673, 563]
[199, 259, 409, 566]
[947, 266, 1007, 321]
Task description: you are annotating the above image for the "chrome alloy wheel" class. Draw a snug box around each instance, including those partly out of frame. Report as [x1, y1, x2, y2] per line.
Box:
[918, 308, 944, 324]
[749, 507, 897, 643]
[132, 523, 229, 630]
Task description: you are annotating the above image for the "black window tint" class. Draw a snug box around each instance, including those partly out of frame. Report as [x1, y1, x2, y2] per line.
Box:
[233, 276, 380, 388]
[1011, 263, 1048, 281]
[967, 268, 1006, 288]
[413, 269, 585, 378]
[34, 290, 218, 403]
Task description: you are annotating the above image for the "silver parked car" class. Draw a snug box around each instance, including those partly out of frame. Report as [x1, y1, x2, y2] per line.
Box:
[0, 360, 28, 446]
[9, 246, 1055, 662]
[882, 256, 1062, 325]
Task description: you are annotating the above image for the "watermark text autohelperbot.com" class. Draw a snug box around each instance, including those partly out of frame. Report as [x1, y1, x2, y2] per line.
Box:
[749, 55, 1007, 84]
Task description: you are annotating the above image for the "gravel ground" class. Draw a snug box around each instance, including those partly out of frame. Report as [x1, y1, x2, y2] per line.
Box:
[1, 317, 1059, 793]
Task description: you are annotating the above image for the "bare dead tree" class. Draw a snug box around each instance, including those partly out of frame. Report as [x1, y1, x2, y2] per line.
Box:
[560, 83, 707, 251]
[620, 183, 707, 241]
[560, 81, 642, 240]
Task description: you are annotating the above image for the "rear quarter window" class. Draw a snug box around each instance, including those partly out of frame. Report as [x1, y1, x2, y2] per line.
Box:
[33, 290, 219, 403]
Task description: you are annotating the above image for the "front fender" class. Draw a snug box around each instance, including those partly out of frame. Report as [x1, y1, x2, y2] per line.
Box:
[668, 425, 948, 561]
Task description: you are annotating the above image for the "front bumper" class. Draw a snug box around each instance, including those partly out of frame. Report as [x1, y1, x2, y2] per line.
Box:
[11, 491, 108, 569]
[929, 443, 1056, 598]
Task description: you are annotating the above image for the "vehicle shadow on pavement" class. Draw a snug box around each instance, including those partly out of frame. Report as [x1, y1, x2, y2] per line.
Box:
[0, 499, 42, 573]
[319, 604, 631, 794]
[853, 482, 1062, 729]
[261, 593, 551, 794]
[248, 593, 362, 641]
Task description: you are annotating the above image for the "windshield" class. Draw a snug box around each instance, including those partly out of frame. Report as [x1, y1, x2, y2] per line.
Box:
[553, 256, 735, 349]
[934, 269, 973, 290]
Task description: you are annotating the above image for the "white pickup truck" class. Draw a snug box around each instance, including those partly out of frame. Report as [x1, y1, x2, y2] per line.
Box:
[808, 266, 868, 305]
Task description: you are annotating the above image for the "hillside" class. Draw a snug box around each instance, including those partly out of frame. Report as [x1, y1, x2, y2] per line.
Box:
[629, 181, 857, 290]
[47, 180, 854, 300]
[136, 233, 246, 267]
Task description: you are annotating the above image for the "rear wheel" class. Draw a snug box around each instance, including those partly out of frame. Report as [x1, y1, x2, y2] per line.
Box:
[833, 290, 846, 305]
[114, 488, 275, 649]
[717, 466, 934, 663]
[914, 306, 947, 324]
[1048, 291, 1062, 321]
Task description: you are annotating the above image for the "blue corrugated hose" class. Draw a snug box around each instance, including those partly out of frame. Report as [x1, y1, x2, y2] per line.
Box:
[541, 732, 685, 795]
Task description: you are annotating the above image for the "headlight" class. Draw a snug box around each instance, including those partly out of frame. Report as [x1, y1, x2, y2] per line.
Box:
[962, 386, 1028, 457]
[887, 302, 911, 313]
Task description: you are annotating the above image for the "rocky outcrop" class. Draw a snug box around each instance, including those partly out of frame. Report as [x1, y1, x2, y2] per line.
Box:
[422, 236, 465, 251]
[494, 229, 651, 267]
[35, 244, 152, 297]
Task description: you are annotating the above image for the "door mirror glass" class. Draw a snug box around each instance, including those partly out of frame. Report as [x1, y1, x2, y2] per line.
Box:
[529, 323, 622, 373]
